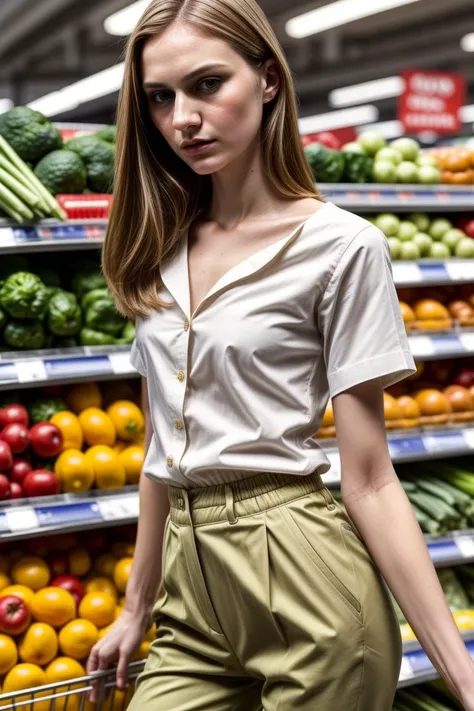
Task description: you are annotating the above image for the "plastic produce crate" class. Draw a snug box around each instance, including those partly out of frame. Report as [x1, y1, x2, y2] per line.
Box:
[56, 194, 113, 220]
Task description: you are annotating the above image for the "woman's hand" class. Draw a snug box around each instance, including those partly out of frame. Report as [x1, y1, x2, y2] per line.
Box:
[86, 606, 151, 702]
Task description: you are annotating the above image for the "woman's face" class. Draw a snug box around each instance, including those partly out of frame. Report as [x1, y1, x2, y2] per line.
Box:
[141, 21, 279, 175]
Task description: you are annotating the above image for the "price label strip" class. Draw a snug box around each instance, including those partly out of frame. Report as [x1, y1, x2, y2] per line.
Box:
[422, 431, 466, 453]
[404, 648, 433, 676]
[97, 494, 139, 521]
[431, 335, 462, 355]
[407, 336, 435, 358]
[392, 263, 422, 285]
[108, 352, 137, 375]
[35, 502, 103, 528]
[427, 539, 460, 565]
[398, 656, 414, 683]
[15, 360, 47, 384]
[454, 534, 474, 559]
[388, 437, 427, 458]
[0, 227, 16, 247]
[0, 362, 19, 383]
[44, 356, 113, 380]
[417, 263, 450, 282]
[5, 508, 39, 533]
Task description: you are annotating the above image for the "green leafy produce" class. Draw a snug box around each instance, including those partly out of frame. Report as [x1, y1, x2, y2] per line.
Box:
[79, 328, 118, 346]
[0, 272, 49, 319]
[342, 151, 373, 183]
[34, 150, 87, 195]
[120, 321, 136, 344]
[0, 306, 5, 329]
[85, 296, 126, 337]
[81, 288, 110, 312]
[3, 320, 45, 349]
[0, 106, 63, 163]
[28, 397, 69, 424]
[304, 143, 345, 183]
[47, 290, 82, 336]
[95, 126, 117, 144]
[71, 270, 107, 299]
[66, 135, 114, 193]
[437, 568, 469, 611]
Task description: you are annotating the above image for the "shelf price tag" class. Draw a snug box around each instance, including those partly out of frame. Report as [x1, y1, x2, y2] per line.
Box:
[388, 437, 427, 457]
[428, 539, 459, 564]
[408, 336, 435, 358]
[0, 227, 16, 247]
[5, 508, 39, 532]
[97, 495, 139, 521]
[392, 263, 421, 285]
[44, 356, 112, 380]
[459, 334, 474, 353]
[0, 362, 18, 383]
[445, 261, 474, 282]
[463, 429, 474, 450]
[431, 335, 461, 355]
[35, 503, 102, 527]
[455, 535, 474, 559]
[15, 360, 47, 384]
[108, 352, 136, 375]
[399, 656, 414, 682]
[423, 431, 466, 453]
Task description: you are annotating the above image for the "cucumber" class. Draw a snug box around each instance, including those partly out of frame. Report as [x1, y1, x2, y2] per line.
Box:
[400, 479, 417, 493]
[414, 477, 460, 508]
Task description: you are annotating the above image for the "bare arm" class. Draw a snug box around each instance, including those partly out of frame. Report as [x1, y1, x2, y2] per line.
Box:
[332, 378, 474, 707]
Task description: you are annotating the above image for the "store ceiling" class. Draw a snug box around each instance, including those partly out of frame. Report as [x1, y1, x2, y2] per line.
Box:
[0, 0, 473, 125]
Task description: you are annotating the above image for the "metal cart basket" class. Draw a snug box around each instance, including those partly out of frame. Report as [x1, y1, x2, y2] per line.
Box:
[0, 661, 145, 710]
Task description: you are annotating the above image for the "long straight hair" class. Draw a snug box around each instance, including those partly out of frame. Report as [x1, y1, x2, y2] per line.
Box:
[102, 0, 320, 320]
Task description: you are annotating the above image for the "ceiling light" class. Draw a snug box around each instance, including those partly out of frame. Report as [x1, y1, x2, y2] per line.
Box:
[104, 0, 150, 36]
[329, 76, 404, 108]
[460, 105, 474, 123]
[299, 105, 379, 133]
[28, 63, 125, 117]
[357, 120, 404, 138]
[286, 0, 422, 39]
[461, 33, 474, 52]
[0, 98, 13, 114]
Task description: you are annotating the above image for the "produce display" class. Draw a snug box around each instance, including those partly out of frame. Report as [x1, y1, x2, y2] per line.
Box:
[398, 284, 474, 330]
[0, 254, 134, 351]
[0, 380, 144, 501]
[427, 145, 474, 186]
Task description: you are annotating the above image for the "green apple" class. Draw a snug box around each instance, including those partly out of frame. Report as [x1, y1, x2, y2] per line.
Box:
[412, 232, 433, 256]
[373, 160, 397, 183]
[375, 213, 400, 237]
[455, 238, 474, 259]
[418, 165, 441, 185]
[396, 161, 419, 184]
[400, 242, 420, 260]
[417, 154, 439, 168]
[409, 212, 430, 232]
[375, 147, 403, 165]
[358, 131, 386, 156]
[387, 237, 401, 260]
[429, 242, 451, 258]
[429, 218, 452, 241]
[390, 137, 420, 162]
[398, 221, 418, 242]
[442, 228, 465, 252]
[342, 142, 365, 154]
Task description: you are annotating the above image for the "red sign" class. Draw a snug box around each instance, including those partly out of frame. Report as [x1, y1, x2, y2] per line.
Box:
[398, 70, 465, 135]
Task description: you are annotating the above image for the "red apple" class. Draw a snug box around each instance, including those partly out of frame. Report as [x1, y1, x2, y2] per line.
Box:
[0, 474, 11, 501]
[0, 441, 13, 472]
[8, 459, 33, 485]
[22, 470, 60, 498]
[0, 423, 29, 454]
[0, 595, 31, 635]
[29, 423, 63, 458]
[454, 368, 474, 389]
[0, 404, 29, 430]
[47, 552, 69, 578]
[9, 482, 23, 499]
[50, 575, 86, 607]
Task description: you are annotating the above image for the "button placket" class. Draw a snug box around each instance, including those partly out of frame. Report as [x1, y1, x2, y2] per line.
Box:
[171, 313, 191, 475]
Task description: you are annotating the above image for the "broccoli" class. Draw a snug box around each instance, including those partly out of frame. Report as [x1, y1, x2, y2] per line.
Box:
[34, 150, 87, 195]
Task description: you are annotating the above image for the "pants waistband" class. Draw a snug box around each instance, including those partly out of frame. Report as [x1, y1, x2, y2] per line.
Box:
[168, 470, 327, 526]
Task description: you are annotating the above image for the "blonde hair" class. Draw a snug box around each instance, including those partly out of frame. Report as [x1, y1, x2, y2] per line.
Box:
[102, 0, 320, 319]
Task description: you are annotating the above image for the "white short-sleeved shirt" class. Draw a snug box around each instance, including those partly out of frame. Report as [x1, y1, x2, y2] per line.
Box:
[130, 201, 416, 488]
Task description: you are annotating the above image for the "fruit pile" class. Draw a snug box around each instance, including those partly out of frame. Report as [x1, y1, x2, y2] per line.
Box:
[399, 284, 474, 331]
[427, 145, 474, 185]
[352, 133, 441, 185]
[0, 381, 144, 501]
[369, 212, 474, 260]
[0, 525, 144, 708]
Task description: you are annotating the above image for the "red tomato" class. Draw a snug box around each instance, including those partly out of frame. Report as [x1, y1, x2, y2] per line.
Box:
[28, 422, 63, 458]
[47, 552, 69, 578]
[0, 441, 13, 471]
[464, 219, 474, 239]
[0, 404, 29, 430]
[50, 575, 86, 607]
[9, 482, 23, 499]
[0, 594, 31, 635]
[0, 423, 29, 454]
[313, 131, 342, 150]
[22, 469, 61, 498]
[0, 474, 11, 500]
[8, 458, 33, 485]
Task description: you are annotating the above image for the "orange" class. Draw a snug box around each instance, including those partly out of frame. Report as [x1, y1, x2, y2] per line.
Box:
[58, 619, 99, 660]
[45, 657, 86, 711]
[106, 401, 144, 441]
[145, 623, 156, 641]
[31, 587, 76, 628]
[114, 605, 124, 621]
[0, 634, 18, 675]
[1, 585, 35, 608]
[79, 592, 116, 628]
[54, 449, 94, 493]
[50, 411, 83, 450]
[118, 596, 126, 607]
[3, 663, 48, 711]
[113, 441, 128, 454]
[94, 554, 117, 579]
[113, 558, 133, 594]
[11, 557, 50, 591]
[79, 408, 116, 447]
[18, 623, 58, 666]
[66, 383, 102, 414]
[85, 577, 118, 600]
[111, 542, 135, 559]
[69, 548, 92, 578]
[133, 639, 150, 660]
[119, 446, 144, 485]
[0, 572, 10, 592]
[84, 446, 126, 490]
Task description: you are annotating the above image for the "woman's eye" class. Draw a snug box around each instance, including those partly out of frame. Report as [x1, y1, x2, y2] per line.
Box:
[151, 91, 171, 104]
[200, 77, 221, 92]
[150, 77, 221, 104]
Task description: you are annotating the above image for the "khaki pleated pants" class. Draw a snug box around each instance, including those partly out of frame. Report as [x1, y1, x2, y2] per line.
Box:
[129, 471, 402, 711]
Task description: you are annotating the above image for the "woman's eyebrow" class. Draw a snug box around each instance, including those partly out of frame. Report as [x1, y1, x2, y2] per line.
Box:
[143, 62, 229, 89]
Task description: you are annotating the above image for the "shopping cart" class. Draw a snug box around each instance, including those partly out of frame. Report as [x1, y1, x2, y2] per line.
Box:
[0, 660, 145, 710]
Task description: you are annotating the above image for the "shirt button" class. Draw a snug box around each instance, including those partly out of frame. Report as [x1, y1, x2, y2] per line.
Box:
[167, 456, 174, 467]
[177, 371, 185, 382]
[174, 419, 184, 430]
[184, 318, 189, 331]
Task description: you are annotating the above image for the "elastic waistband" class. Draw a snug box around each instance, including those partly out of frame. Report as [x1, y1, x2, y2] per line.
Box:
[168, 470, 326, 526]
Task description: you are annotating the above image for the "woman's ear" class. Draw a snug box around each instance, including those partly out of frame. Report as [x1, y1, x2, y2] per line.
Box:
[262, 59, 280, 104]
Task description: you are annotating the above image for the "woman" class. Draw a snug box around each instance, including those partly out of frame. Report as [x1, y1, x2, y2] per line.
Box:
[86, 0, 474, 709]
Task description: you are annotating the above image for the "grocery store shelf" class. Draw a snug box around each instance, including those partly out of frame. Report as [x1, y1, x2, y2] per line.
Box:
[320, 183, 474, 212]
[0, 219, 107, 253]
[393, 260, 474, 286]
[408, 331, 474, 360]
[425, 530, 474, 567]
[0, 346, 139, 389]
[322, 427, 474, 487]
[0, 487, 139, 541]
[399, 633, 474, 687]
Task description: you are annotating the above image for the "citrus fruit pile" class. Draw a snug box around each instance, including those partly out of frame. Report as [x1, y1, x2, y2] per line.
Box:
[0, 525, 148, 709]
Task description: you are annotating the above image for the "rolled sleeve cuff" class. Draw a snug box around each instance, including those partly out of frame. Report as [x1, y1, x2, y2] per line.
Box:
[328, 349, 416, 398]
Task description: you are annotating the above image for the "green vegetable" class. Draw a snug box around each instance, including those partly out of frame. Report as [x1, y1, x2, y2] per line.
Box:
[66, 136, 114, 193]
[47, 290, 82, 336]
[79, 328, 118, 346]
[410, 503, 441, 535]
[81, 288, 110, 312]
[44, 286, 61, 303]
[85, 296, 126, 336]
[28, 397, 68, 424]
[304, 143, 345, 183]
[0, 106, 63, 163]
[342, 151, 373, 183]
[437, 568, 469, 610]
[71, 270, 107, 299]
[120, 321, 136, 344]
[3, 320, 45, 349]
[95, 126, 117, 144]
[34, 150, 87, 195]
[0, 272, 49, 319]
[406, 490, 461, 532]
